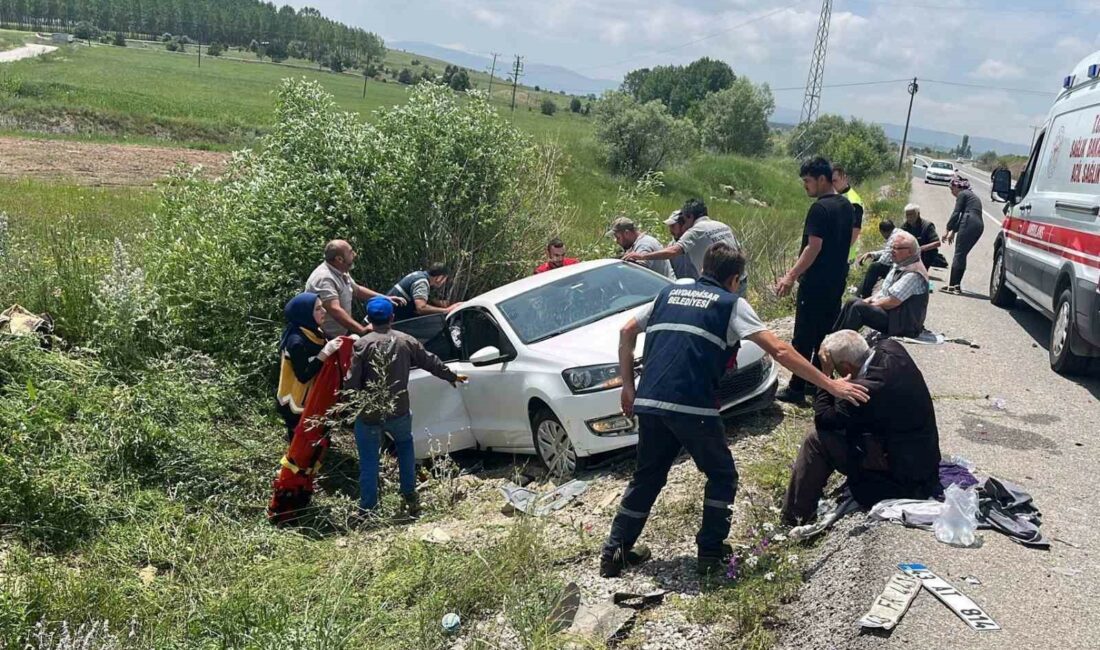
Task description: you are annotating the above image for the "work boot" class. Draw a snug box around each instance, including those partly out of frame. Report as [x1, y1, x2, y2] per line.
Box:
[401, 492, 422, 518]
[599, 544, 652, 578]
[696, 543, 735, 577]
[775, 385, 806, 405]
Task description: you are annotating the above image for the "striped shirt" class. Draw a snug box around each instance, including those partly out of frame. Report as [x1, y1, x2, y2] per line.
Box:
[879, 267, 927, 302]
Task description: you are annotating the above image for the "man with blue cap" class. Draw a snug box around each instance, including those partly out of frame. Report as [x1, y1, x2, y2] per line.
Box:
[345, 297, 467, 518]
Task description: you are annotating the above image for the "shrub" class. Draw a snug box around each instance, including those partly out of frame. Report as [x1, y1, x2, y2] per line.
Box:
[73, 21, 100, 40]
[397, 68, 412, 84]
[448, 69, 470, 92]
[570, 97, 582, 113]
[697, 78, 775, 156]
[207, 41, 224, 57]
[111, 31, 126, 47]
[594, 91, 697, 178]
[90, 240, 169, 373]
[540, 98, 557, 116]
[150, 80, 566, 378]
[160, 32, 172, 42]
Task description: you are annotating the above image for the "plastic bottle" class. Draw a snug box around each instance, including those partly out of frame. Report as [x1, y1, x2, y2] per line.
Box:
[933, 484, 980, 547]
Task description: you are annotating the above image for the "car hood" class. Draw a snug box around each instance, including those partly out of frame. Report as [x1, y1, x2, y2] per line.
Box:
[525, 305, 768, 368]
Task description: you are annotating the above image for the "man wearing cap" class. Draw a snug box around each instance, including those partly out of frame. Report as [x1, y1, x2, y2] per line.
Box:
[608, 216, 672, 277]
[345, 297, 468, 518]
[388, 263, 453, 321]
[306, 239, 405, 338]
[623, 199, 739, 287]
[664, 210, 699, 280]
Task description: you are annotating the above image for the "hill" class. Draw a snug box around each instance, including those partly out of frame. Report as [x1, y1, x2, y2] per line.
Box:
[391, 41, 617, 96]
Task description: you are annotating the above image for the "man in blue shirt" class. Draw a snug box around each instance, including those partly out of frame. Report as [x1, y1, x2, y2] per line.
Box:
[601, 243, 869, 577]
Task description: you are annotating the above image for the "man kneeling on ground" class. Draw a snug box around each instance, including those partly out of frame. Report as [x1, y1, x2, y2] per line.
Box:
[602, 243, 869, 578]
[834, 231, 929, 339]
[781, 330, 941, 526]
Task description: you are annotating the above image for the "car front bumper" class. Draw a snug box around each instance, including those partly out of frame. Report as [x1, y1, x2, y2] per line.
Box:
[926, 173, 954, 184]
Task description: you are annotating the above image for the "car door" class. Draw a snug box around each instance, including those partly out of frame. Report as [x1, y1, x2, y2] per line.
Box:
[393, 314, 475, 459]
[1005, 129, 1054, 306]
[447, 307, 531, 451]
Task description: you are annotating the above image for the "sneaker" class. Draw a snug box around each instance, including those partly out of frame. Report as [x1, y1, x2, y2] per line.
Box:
[599, 544, 652, 578]
[401, 492, 423, 518]
[939, 285, 961, 295]
[775, 386, 806, 405]
[697, 543, 735, 576]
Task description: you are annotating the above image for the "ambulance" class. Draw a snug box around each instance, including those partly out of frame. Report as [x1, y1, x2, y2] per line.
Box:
[991, 49, 1100, 375]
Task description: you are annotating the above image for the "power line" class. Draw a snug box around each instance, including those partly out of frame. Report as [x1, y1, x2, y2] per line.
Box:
[849, 0, 1084, 16]
[921, 78, 1055, 97]
[773, 78, 912, 92]
[572, 3, 802, 73]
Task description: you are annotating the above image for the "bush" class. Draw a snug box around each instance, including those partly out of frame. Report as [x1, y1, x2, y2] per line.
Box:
[570, 97, 582, 113]
[165, 40, 180, 52]
[594, 91, 697, 178]
[150, 80, 566, 377]
[160, 32, 172, 43]
[448, 69, 470, 92]
[540, 98, 557, 116]
[207, 41, 224, 57]
[111, 31, 126, 47]
[788, 115, 893, 182]
[397, 68, 412, 84]
[73, 21, 100, 40]
[90, 240, 170, 373]
[697, 78, 775, 156]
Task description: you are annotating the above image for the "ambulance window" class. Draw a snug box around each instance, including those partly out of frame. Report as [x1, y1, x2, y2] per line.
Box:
[1015, 131, 1044, 199]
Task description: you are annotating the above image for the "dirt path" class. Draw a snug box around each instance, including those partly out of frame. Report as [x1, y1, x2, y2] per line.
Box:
[0, 136, 230, 186]
[0, 43, 56, 62]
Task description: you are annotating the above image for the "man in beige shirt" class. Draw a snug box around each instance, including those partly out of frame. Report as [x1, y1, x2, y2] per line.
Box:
[305, 240, 404, 338]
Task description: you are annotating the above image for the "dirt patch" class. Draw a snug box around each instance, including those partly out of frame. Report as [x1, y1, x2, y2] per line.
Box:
[0, 135, 230, 186]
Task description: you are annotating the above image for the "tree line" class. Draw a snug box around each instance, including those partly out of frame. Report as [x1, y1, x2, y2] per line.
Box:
[0, 0, 384, 66]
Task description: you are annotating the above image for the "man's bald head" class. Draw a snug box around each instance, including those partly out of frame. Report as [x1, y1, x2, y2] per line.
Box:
[324, 239, 356, 271]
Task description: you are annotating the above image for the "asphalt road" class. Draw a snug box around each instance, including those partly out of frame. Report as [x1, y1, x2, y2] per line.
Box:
[830, 168, 1100, 648]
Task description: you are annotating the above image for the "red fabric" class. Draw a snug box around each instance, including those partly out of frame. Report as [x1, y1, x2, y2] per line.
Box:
[534, 258, 579, 274]
[267, 337, 354, 524]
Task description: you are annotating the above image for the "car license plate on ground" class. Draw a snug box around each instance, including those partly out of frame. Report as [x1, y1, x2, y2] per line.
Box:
[859, 571, 921, 630]
[898, 562, 1000, 631]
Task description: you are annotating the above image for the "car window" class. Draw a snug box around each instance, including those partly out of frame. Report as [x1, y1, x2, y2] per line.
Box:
[454, 308, 511, 361]
[931, 162, 953, 169]
[392, 313, 460, 363]
[1015, 131, 1046, 200]
[498, 263, 670, 344]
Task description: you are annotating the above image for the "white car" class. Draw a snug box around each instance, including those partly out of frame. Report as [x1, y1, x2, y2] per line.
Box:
[924, 159, 957, 184]
[395, 260, 779, 476]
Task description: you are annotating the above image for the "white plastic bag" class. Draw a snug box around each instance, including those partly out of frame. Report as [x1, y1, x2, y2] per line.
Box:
[933, 484, 980, 547]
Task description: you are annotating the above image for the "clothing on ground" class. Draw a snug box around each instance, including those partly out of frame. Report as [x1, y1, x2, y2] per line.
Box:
[305, 262, 361, 338]
[535, 257, 579, 274]
[668, 238, 699, 280]
[603, 413, 737, 559]
[626, 233, 672, 277]
[345, 328, 458, 423]
[939, 460, 978, 490]
[675, 217, 740, 276]
[632, 275, 765, 418]
[389, 270, 431, 320]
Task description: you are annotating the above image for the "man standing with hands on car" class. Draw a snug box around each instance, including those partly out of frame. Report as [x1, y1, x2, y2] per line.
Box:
[601, 242, 869, 578]
[775, 157, 854, 405]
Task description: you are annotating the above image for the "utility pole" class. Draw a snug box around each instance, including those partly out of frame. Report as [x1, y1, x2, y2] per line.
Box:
[799, 0, 832, 125]
[363, 69, 369, 98]
[509, 55, 524, 113]
[898, 77, 919, 172]
[487, 52, 500, 98]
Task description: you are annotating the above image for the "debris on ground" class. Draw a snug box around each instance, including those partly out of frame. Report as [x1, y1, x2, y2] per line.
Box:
[898, 563, 1000, 631]
[0, 304, 53, 337]
[933, 484, 980, 547]
[546, 582, 582, 634]
[566, 600, 636, 643]
[442, 612, 461, 634]
[499, 479, 588, 517]
[858, 571, 921, 630]
[790, 495, 861, 541]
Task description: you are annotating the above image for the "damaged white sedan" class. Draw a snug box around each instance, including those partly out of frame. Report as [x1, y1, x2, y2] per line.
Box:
[395, 260, 778, 476]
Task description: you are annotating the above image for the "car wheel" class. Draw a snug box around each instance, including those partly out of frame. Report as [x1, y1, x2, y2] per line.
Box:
[532, 407, 582, 478]
[1050, 289, 1088, 375]
[989, 247, 1016, 308]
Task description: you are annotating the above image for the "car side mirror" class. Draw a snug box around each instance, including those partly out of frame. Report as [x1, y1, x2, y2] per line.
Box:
[921, 163, 928, 168]
[470, 346, 505, 366]
[992, 170, 1015, 203]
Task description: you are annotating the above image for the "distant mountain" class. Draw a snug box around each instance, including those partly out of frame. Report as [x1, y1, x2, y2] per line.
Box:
[771, 106, 1031, 155]
[391, 41, 618, 96]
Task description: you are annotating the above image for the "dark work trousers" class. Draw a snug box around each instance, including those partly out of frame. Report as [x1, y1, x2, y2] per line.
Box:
[781, 427, 888, 525]
[788, 282, 844, 394]
[858, 261, 891, 299]
[603, 413, 738, 559]
[834, 298, 890, 335]
[949, 219, 985, 287]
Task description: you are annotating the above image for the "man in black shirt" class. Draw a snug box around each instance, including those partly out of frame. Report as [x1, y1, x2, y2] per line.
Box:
[776, 157, 854, 404]
[900, 203, 946, 269]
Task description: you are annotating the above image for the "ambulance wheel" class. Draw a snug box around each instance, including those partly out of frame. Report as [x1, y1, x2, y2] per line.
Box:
[532, 408, 582, 478]
[1050, 289, 1088, 376]
[989, 248, 1016, 308]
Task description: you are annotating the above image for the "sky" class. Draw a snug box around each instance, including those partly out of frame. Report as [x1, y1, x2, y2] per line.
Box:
[287, 0, 1100, 146]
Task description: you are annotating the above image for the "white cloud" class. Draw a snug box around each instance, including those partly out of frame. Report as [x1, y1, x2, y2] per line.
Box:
[973, 59, 1024, 80]
[471, 6, 505, 28]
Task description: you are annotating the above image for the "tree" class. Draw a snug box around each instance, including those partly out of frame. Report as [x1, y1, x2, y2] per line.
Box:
[73, 19, 98, 39]
[266, 39, 288, 63]
[787, 115, 892, 182]
[540, 98, 557, 116]
[448, 69, 470, 92]
[569, 97, 582, 113]
[207, 41, 224, 57]
[697, 78, 774, 156]
[397, 68, 412, 84]
[594, 91, 698, 178]
[622, 57, 736, 117]
[111, 31, 125, 46]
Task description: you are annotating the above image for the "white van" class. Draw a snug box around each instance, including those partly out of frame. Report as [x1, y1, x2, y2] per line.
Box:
[990, 49, 1100, 374]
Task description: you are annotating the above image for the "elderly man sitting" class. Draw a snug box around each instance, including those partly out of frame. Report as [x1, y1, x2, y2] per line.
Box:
[781, 331, 942, 525]
[833, 231, 929, 338]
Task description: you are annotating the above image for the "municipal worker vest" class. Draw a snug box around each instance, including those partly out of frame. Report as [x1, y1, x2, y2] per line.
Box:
[635, 275, 738, 418]
[388, 271, 429, 320]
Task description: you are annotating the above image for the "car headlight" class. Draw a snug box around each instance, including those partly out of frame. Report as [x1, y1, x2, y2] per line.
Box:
[562, 363, 624, 394]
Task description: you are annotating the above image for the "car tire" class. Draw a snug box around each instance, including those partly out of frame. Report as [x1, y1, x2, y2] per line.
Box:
[531, 407, 583, 478]
[1050, 289, 1088, 375]
[989, 247, 1016, 308]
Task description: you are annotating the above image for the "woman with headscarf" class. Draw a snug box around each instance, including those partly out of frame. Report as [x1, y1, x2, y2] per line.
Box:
[276, 292, 344, 441]
[942, 177, 985, 295]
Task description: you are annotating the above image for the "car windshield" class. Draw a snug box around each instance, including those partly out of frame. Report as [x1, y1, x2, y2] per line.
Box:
[931, 162, 953, 169]
[498, 263, 670, 344]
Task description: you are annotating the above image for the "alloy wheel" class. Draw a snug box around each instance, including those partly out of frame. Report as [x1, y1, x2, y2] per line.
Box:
[1053, 301, 1071, 359]
[536, 418, 576, 478]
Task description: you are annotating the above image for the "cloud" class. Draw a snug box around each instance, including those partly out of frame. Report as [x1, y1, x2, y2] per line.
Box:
[973, 59, 1024, 80]
[470, 6, 505, 28]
